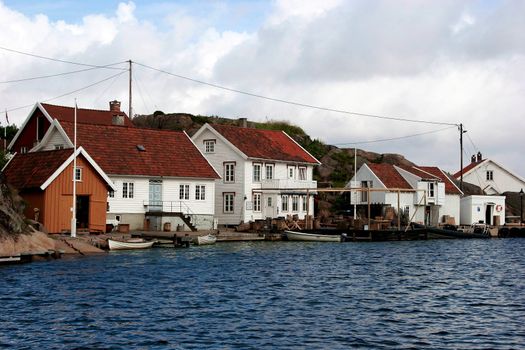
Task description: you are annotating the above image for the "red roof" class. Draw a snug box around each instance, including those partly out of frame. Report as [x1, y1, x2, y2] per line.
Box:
[417, 166, 462, 195]
[453, 159, 485, 178]
[397, 164, 439, 180]
[367, 163, 411, 189]
[3, 149, 73, 189]
[60, 122, 219, 178]
[41, 103, 134, 127]
[210, 124, 319, 164]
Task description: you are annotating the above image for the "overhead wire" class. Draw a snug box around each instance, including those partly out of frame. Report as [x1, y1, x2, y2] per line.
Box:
[0, 65, 126, 84]
[133, 61, 458, 127]
[333, 125, 456, 145]
[4, 70, 128, 113]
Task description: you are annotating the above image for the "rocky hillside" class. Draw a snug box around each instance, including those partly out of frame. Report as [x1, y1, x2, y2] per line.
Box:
[0, 174, 30, 237]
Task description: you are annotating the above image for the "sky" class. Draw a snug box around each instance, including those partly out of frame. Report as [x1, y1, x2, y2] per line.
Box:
[0, 0, 524, 177]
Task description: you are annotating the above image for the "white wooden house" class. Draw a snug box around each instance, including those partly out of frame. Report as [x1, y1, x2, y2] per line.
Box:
[454, 152, 525, 195]
[15, 103, 220, 231]
[192, 123, 320, 226]
[347, 163, 462, 226]
[460, 195, 506, 226]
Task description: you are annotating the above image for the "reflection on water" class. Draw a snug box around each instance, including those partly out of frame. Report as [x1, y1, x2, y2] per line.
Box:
[1, 239, 524, 349]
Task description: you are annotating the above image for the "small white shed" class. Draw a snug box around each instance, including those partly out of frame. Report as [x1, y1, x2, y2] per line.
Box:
[460, 195, 506, 226]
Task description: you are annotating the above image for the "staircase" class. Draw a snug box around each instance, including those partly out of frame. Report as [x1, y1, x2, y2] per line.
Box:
[177, 213, 197, 232]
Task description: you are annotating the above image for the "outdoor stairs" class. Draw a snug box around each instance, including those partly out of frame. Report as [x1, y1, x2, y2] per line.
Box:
[178, 213, 197, 232]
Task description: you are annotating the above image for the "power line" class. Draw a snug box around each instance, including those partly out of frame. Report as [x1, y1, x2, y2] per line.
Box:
[0, 46, 127, 70]
[0, 65, 126, 84]
[333, 125, 456, 145]
[134, 61, 458, 127]
[5, 70, 128, 113]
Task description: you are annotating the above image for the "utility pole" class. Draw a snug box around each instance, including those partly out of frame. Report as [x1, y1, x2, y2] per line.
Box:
[129, 60, 133, 119]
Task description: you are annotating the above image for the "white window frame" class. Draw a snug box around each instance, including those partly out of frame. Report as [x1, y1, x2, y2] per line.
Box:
[123, 182, 134, 198]
[224, 162, 235, 183]
[361, 180, 371, 202]
[179, 184, 190, 200]
[486, 170, 494, 181]
[20, 147, 27, 154]
[204, 140, 216, 153]
[109, 190, 115, 198]
[298, 167, 307, 181]
[292, 195, 299, 212]
[195, 185, 206, 200]
[288, 166, 295, 179]
[74, 167, 82, 182]
[282, 195, 289, 212]
[302, 195, 307, 212]
[253, 163, 262, 182]
[54, 144, 64, 150]
[224, 193, 234, 213]
[428, 182, 435, 198]
[265, 164, 274, 180]
[253, 193, 261, 212]
[267, 197, 272, 207]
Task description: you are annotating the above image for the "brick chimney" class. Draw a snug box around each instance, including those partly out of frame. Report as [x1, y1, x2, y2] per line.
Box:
[477, 151, 482, 162]
[109, 100, 121, 113]
[471, 155, 476, 163]
[238, 117, 247, 128]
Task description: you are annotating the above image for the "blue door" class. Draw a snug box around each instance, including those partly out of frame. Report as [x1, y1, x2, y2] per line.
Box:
[149, 180, 163, 211]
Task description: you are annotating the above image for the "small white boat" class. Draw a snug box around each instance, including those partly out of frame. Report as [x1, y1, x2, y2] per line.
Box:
[194, 234, 217, 245]
[285, 230, 342, 242]
[108, 238, 154, 250]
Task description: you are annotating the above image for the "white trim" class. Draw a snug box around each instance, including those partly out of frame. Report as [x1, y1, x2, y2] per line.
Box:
[193, 123, 249, 160]
[184, 130, 222, 179]
[438, 168, 463, 195]
[30, 119, 74, 152]
[1, 152, 17, 172]
[8, 102, 54, 150]
[281, 130, 322, 165]
[40, 146, 115, 191]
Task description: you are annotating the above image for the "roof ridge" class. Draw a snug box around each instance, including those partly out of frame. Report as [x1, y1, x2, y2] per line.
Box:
[42, 102, 127, 115]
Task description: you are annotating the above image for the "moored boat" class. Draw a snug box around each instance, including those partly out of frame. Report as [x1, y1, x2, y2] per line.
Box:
[285, 230, 342, 242]
[108, 238, 155, 250]
[194, 234, 217, 245]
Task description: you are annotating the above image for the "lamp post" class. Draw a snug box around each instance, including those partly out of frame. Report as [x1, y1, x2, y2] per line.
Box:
[520, 188, 525, 226]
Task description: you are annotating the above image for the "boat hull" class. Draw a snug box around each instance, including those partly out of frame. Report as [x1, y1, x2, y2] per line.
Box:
[194, 235, 217, 245]
[285, 230, 341, 242]
[108, 239, 154, 250]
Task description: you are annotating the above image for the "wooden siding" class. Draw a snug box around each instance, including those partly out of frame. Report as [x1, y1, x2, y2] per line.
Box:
[43, 155, 108, 233]
[20, 191, 46, 223]
[41, 128, 70, 151]
[12, 108, 51, 153]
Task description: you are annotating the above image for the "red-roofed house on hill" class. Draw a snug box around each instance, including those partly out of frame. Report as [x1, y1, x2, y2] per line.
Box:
[192, 123, 321, 226]
[347, 163, 464, 226]
[8, 101, 133, 154]
[2, 147, 115, 233]
[29, 120, 221, 231]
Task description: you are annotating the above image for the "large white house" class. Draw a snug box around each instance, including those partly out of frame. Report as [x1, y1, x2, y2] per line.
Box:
[347, 163, 462, 226]
[192, 123, 321, 226]
[454, 152, 525, 195]
[12, 102, 220, 231]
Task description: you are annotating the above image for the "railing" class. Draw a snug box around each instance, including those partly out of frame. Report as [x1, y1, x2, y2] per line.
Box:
[260, 179, 317, 190]
[143, 200, 197, 224]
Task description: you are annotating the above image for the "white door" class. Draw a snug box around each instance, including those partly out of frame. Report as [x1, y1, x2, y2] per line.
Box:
[265, 195, 275, 218]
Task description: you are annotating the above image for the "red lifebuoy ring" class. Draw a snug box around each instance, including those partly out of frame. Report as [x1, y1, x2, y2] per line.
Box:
[495, 205, 503, 212]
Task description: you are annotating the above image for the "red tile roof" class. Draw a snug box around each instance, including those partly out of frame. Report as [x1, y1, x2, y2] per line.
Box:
[3, 149, 73, 189]
[41, 103, 134, 127]
[60, 122, 219, 178]
[210, 124, 319, 164]
[367, 163, 412, 189]
[453, 159, 485, 178]
[416, 166, 462, 195]
[397, 165, 439, 180]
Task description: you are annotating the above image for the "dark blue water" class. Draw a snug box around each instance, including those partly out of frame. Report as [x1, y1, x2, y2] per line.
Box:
[1, 239, 524, 349]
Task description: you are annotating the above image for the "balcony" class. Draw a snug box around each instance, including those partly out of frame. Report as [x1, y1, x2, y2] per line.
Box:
[259, 179, 317, 190]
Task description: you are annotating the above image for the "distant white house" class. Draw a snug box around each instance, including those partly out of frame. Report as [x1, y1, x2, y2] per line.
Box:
[454, 152, 525, 195]
[347, 163, 462, 226]
[192, 123, 321, 226]
[460, 195, 506, 226]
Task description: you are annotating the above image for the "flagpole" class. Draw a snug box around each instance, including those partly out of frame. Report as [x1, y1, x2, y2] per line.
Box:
[71, 100, 77, 238]
[3, 109, 7, 152]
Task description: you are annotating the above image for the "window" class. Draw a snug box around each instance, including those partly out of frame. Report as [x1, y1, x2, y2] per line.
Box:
[179, 184, 190, 200]
[224, 162, 235, 183]
[224, 193, 234, 213]
[288, 167, 294, 179]
[74, 167, 82, 181]
[298, 167, 307, 181]
[404, 205, 410, 218]
[123, 182, 134, 198]
[267, 197, 272, 207]
[282, 195, 289, 211]
[428, 182, 435, 198]
[195, 185, 206, 200]
[486, 170, 494, 181]
[253, 193, 261, 212]
[109, 190, 115, 198]
[361, 181, 371, 202]
[302, 195, 307, 211]
[204, 140, 215, 153]
[292, 196, 299, 211]
[20, 147, 27, 154]
[253, 163, 261, 182]
[54, 144, 64, 150]
[265, 164, 274, 180]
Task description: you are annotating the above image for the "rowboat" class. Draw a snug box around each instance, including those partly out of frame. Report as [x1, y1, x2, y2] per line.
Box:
[285, 230, 342, 242]
[108, 238, 155, 250]
[194, 234, 217, 245]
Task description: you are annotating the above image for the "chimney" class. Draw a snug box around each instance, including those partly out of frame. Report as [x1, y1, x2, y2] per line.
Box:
[112, 115, 124, 126]
[477, 151, 482, 162]
[238, 117, 247, 128]
[109, 100, 121, 113]
[471, 155, 476, 163]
